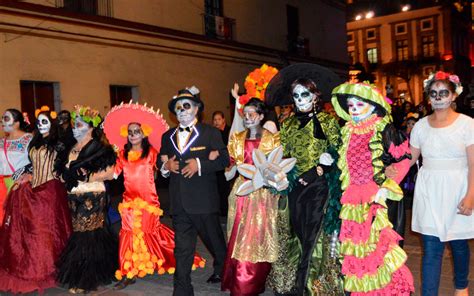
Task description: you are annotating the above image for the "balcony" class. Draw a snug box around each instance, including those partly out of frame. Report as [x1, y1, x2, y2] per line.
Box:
[55, 0, 113, 17]
[202, 14, 235, 41]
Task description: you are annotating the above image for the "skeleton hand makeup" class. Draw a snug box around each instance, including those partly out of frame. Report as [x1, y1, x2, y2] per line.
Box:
[292, 84, 315, 113]
[175, 99, 198, 126]
[2, 111, 14, 133]
[36, 114, 51, 135]
[127, 123, 144, 146]
[243, 106, 263, 138]
[347, 97, 375, 123]
[72, 116, 91, 142]
[429, 84, 454, 110]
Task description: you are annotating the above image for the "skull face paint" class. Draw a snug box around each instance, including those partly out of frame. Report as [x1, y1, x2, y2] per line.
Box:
[243, 106, 263, 130]
[347, 97, 375, 123]
[127, 123, 144, 146]
[292, 84, 316, 113]
[72, 116, 91, 142]
[175, 99, 198, 126]
[36, 114, 51, 135]
[429, 82, 454, 110]
[2, 111, 14, 133]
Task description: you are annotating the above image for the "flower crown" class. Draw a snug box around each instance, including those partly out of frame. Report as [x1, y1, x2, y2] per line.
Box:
[35, 105, 57, 119]
[71, 105, 102, 127]
[423, 71, 463, 95]
[238, 64, 278, 113]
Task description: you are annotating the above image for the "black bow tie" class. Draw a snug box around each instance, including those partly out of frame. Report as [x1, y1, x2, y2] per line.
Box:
[179, 126, 191, 132]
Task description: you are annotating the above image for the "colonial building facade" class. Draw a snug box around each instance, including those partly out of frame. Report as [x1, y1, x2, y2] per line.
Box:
[0, 0, 348, 124]
[346, 1, 472, 105]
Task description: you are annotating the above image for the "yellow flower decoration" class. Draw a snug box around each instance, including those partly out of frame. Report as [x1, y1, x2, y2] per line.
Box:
[141, 123, 153, 137]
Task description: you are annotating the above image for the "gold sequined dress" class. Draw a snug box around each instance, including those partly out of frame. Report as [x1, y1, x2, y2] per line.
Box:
[221, 129, 281, 295]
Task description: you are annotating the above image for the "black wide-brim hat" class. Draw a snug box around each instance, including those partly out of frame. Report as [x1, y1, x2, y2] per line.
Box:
[168, 89, 204, 115]
[264, 63, 342, 106]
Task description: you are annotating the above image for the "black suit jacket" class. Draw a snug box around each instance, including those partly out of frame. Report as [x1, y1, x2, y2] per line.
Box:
[159, 123, 230, 215]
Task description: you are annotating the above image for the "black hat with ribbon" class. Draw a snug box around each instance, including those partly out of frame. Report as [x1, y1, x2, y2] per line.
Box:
[168, 86, 204, 115]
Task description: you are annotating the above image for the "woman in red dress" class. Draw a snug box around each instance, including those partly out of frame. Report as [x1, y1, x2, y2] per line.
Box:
[0, 107, 72, 294]
[103, 103, 205, 289]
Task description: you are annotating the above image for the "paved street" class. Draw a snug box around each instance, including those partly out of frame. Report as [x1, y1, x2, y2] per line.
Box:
[2, 187, 473, 295]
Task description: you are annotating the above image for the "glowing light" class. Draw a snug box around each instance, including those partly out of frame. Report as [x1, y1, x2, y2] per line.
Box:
[402, 5, 410, 12]
[355, 14, 363, 21]
[365, 11, 374, 19]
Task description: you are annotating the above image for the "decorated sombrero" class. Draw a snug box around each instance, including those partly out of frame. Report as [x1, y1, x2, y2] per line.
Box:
[103, 101, 169, 151]
[331, 82, 391, 121]
[265, 63, 341, 106]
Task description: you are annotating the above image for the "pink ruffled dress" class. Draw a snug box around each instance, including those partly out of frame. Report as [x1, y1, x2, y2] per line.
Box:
[339, 119, 414, 295]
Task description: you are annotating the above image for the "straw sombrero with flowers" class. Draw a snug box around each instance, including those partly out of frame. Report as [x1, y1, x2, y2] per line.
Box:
[103, 101, 169, 151]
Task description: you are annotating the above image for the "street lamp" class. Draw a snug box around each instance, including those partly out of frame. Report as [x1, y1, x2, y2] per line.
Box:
[365, 11, 374, 19]
[402, 5, 410, 12]
[355, 14, 362, 21]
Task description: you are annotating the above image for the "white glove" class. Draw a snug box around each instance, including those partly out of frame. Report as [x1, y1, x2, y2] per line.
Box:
[319, 153, 334, 166]
[225, 165, 237, 181]
[374, 188, 388, 205]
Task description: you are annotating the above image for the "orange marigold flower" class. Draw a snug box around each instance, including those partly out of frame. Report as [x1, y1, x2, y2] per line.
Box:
[115, 270, 123, 281]
[158, 267, 166, 275]
[168, 267, 175, 274]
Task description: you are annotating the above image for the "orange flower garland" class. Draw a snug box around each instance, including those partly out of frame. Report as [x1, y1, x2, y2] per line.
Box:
[238, 64, 278, 112]
[115, 197, 167, 280]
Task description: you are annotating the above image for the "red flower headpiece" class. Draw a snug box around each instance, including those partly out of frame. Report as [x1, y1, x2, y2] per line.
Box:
[237, 64, 278, 113]
[424, 71, 463, 95]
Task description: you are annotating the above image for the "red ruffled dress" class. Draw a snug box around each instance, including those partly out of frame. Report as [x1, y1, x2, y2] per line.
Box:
[114, 148, 204, 280]
[339, 122, 414, 295]
[0, 146, 72, 294]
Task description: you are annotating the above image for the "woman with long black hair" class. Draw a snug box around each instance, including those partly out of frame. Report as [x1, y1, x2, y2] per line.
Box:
[0, 106, 72, 294]
[56, 105, 118, 294]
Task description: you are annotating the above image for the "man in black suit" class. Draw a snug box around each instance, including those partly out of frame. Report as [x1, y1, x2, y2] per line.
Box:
[159, 87, 229, 296]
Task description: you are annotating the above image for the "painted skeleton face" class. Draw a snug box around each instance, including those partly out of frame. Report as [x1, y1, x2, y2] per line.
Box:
[292, 84, 315, 113]
[2, 111, 15, 133]
[243, 106, 264, 129]
[429, 81, 455, 110]
[36, 114, 51, 135]
[175, 99, 198, 126]
[72, 116, 91, 142]
[347, 97, 375, 123]
[127, 123, 144, 146]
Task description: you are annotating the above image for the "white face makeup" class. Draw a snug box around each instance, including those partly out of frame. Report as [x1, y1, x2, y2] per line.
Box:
[429, 82, 455, 110]
[243, 106, 264, 129]
[2, 111, 14, 133]
[347, 97, 375, 123]
[175, 99, 198, 126]
[72, 116, 91, 142]
[292, 84, 315, 113]
[127, 123, 144, 146]
[36, 114, 51, 135]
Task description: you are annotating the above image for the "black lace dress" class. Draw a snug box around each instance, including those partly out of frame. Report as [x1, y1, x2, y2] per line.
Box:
[56, 139, 118, 291]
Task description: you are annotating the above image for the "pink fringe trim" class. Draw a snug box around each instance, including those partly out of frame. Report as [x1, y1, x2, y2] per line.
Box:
[341, 182, 379, 204]
[342, 228, 402, 276]
[349, 266, 415, 296]
[388, 140, 410, 159]
[340, 203, 384, 243]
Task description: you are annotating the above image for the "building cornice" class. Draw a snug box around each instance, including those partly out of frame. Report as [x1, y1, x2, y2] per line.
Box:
[0, 0, 348, 71]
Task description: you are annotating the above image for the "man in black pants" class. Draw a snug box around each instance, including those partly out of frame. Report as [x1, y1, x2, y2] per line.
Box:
[159, 87, 229, 296]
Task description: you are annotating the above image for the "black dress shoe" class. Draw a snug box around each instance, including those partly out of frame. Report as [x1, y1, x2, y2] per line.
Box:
[113, 277, 136, 290]
[206, 274, 221, 284]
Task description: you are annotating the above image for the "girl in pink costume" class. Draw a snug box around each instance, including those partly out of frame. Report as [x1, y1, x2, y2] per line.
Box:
[331, 82, 414, 295]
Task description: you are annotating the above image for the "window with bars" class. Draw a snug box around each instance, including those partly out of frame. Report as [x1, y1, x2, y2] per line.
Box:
[367, 48, 378, 64]
[396, 39, 409, 61]
[422, 35, 435, 57]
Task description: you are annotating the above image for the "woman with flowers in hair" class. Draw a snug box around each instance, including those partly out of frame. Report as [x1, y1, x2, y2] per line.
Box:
[331, 82, 414, 295]
[0, 106, 72, 294]
[56, 105, 118, 294]
[393, 71, 473, 295]
[102, 102, 205, 290]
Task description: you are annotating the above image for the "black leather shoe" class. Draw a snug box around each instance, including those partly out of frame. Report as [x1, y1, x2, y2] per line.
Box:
[206, 274, 221, 284]
[113, 277, 136, 290]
